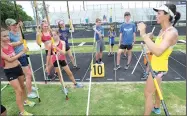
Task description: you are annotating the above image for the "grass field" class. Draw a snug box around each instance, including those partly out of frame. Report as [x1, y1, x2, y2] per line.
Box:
[27, 36, 186, 43]
[26, 36, 186, 54]
[1, 82, 186, 115]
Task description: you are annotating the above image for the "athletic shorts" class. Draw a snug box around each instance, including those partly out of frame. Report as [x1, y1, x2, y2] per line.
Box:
[119, 44, 132, 50]
[66, 45, 70, 51]
[153, 71, 167, 78]
[96, 39, 105, 52]
[18, 55, 29, 67]
[144, 52, 153, 66]
[45, 50, 53, 56]
[53, 60, 67, 67]
[109, 38, 114, 46]
[4, 65, 24, 81]
[1, 105, 6, 113]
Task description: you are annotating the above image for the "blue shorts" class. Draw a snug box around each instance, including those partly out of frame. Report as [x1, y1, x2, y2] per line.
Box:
[109, 38, 114, 45]
[18, 55, 29, 67]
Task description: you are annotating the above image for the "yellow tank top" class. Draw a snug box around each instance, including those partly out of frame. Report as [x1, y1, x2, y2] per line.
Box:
[151, 27, 175, 71]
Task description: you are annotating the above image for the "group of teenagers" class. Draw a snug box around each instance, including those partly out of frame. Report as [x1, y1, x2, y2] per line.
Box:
[1, 3, 181, 116]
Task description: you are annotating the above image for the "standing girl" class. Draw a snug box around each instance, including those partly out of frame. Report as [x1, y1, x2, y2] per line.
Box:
[46, 29, 84, 88]
[108, 25, 116, 56]
[1, 28, 35, 115]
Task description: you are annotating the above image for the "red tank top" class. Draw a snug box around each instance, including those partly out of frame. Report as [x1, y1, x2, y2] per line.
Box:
[1, 44, 16, 67]
[51, 41, 66, 63]
[41, 32, 51, 43]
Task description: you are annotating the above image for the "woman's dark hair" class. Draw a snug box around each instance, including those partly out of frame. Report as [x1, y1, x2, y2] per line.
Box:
[164, 4, 181, 26]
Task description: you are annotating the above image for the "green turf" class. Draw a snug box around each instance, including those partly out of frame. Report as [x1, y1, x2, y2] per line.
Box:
[1, 82, 186, 115]
[27, 44, 186, 55]
[27, 36, 186, 43]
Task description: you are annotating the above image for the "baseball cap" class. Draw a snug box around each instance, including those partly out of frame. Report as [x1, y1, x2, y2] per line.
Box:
[124, 12, 131, 16]
[5, 18, 17, 26]
[153, 4, 175, 17]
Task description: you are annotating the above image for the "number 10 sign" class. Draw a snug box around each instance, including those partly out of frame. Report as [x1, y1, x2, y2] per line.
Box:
[91, 63, 105, 77]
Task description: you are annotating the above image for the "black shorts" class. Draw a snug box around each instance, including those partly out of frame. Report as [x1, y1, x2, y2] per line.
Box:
[66, 45, 70, 51]
[1, 105, 6, 113]
[153, 71, 167, 78]
[110, 44, 114, 46]
[53, 60, 67, 67]
[119, 44, 133, 50]
[18, 55, 29, 67]
[45, 50, 53, 56]
[4, 65, 24, 81]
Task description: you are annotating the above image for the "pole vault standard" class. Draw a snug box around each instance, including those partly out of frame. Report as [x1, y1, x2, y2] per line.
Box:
[66, 1, 77, 67]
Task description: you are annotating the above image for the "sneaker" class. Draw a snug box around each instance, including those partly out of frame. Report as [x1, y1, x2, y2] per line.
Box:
[99, 61, 104, 64]
[152, 107, 161, 114]
[73, 66, 80, 69]
[108, 52, 111, 56]
[111, 52, 114, 55]
[124, 64, 129, 70]
[27, 92, 37, 99]
[19, 110, 33, 116]
[143, 72, 149, 78]
[31, 86, 38, 92]
[24, 100, 36, 107]
[75, 83, 84, 88]
[114, 65, 121, 70]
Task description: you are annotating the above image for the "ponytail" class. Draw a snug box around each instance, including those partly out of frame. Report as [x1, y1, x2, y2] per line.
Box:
[172, 11, 181, 26]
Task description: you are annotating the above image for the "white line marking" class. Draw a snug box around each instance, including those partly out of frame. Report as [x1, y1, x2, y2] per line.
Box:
[169, 56, 186, 67]
[86, 78, 90, 80]
[118, 78, 125, 80]
[169, 66, 185, 80]
[75, 79, 80, 81]
[78, 42, 86, 46]
[107, 78, 113, 80]
[175, 77, 181, 80]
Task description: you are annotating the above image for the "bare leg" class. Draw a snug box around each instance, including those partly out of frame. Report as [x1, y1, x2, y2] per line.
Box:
[67, 49, 76, 66]
[127, 49, 132, 65]
[116, 49, 123, 65]
[22, 66, 32, 95]
[144, 73, 162, 115]
[9, 77, 25, 113]
[63, 65, 76, 84]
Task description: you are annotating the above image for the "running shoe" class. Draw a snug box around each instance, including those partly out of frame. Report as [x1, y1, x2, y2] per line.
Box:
[24, 100, 36, 107]
[31, 86, 38, 92]
[73, 65, 80, 69]
[124, 64, 129, 70]
[19, 110, 33, 116]
[108, 52, 111, 56]
[27, 92, 37, 99]
[75, 83, 84, 88]
[99, 61, 104, 64]
[114, 65, 121, 70]
[152, 107, 161, 114]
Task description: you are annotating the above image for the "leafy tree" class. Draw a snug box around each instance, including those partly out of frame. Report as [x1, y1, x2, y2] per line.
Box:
[1, 0, 33, 27]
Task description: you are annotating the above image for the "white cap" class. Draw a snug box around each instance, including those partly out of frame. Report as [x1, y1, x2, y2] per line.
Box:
[153, 4, 175, 18]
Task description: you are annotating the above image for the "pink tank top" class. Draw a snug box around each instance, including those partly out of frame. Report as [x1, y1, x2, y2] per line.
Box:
[41, 32, 51, 43]
[51, 41, 66, 63]
[1, 44, 16, 67]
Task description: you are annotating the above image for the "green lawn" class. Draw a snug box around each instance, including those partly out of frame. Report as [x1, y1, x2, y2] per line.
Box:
[28, 44, 186, 55]
[27, 36, 186, 43]
[1, 82, 186, 115]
